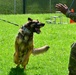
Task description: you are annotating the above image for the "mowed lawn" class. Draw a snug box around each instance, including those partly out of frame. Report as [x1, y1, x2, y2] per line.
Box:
[0, 14, 76, 75]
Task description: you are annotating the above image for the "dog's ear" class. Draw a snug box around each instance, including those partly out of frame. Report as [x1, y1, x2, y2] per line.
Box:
[28, 18, 33, 22]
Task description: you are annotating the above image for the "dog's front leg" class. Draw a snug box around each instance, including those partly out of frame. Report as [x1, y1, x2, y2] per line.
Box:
[32, 45, 49, 55]
[21, 50, 32, 69]
[14, 51, 20, 67]
[14, 39, 20, 67]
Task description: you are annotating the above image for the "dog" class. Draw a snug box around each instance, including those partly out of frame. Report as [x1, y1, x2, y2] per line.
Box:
[14, 18, 49, 69]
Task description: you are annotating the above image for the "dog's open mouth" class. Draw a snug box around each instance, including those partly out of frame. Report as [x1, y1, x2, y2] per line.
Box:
[35, 27, 41, 34]
[34, 23, 45, 34]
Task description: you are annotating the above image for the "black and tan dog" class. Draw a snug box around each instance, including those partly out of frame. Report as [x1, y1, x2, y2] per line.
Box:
[14, 18, 49, 69]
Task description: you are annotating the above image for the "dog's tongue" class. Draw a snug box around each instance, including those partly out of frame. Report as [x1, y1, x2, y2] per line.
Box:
[35, 28, 41, 33]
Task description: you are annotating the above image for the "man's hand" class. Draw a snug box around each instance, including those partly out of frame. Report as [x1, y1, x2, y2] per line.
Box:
[55, 3, 69, 14]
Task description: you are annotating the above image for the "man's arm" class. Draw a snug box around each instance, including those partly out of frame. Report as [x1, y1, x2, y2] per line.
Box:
[55, 3, 76, 22]
[66, 10, 76, 22]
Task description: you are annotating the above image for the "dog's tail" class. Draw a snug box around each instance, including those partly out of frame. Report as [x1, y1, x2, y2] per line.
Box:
[32, 45, 50, 55]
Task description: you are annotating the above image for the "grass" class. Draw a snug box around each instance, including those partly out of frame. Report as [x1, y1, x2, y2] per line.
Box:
[0, 14, 76, 75]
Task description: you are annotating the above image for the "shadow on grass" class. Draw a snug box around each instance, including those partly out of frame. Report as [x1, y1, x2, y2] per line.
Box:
[9, 67, 26, 75]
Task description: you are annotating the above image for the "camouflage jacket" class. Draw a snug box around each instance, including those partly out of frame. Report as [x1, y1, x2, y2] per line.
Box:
[66, 10, 76, 22]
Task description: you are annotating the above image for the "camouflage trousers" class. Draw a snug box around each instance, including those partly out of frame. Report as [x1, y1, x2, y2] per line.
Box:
[68, 43, 76, 75]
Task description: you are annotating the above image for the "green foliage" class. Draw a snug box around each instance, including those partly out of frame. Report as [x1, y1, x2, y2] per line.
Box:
[0, 0, 74, 14]
[0, 14, 75, 75]
[26, 0, 51, 13]
[0, 0, 22, 14]
[0, 0, 14, 14]
[0, 0, 51, 14]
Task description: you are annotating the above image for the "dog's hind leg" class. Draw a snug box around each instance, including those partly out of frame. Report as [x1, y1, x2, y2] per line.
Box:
[32, 45, 49, 55]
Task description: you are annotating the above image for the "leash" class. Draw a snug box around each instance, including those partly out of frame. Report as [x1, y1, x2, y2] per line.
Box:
[69, 0, 75, 9]
[0, 18, 19, 26]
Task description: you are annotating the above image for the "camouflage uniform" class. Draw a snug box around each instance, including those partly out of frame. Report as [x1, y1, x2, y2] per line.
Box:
[66, 11, 76, 75]
[66, 10, 76, 22]
[68, 43, 76, 75]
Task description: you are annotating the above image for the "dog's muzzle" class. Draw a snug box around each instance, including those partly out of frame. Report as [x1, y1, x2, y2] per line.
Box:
[34, 23, 45, 34]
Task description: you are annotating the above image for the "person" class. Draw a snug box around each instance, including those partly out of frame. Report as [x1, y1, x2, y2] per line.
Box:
[55, 3, 76, 75]
[55, 3, 76, 22]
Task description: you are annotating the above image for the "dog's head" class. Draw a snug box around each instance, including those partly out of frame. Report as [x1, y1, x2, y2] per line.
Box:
[25, 18, 45, 34]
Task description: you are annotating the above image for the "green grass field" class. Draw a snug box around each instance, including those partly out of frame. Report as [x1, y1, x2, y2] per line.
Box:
[0, 14, 76, 75]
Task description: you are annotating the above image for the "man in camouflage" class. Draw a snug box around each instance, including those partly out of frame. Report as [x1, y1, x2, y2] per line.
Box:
[55, 3, 76, 75]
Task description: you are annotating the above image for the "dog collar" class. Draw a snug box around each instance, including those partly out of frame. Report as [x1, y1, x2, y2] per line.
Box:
[21, 26, 31, 34]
